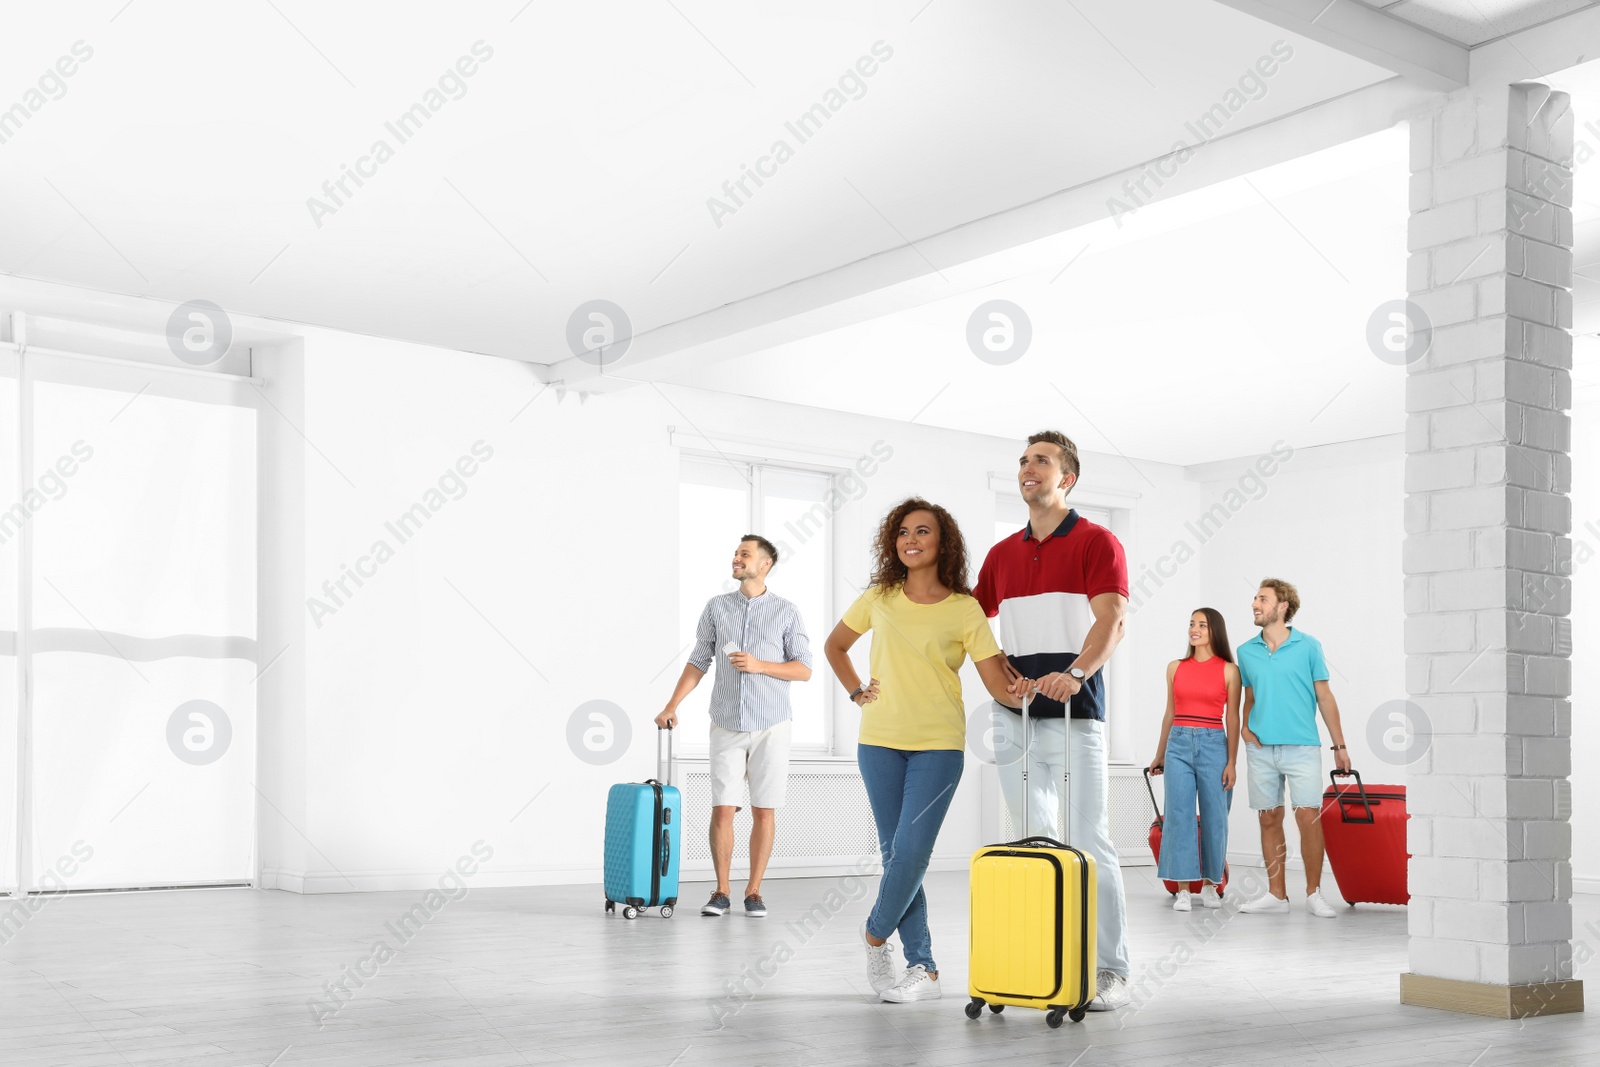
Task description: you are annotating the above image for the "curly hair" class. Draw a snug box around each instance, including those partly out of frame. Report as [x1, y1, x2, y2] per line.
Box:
[868, 498, 972, 596]
[1259, 577, 1301, 622]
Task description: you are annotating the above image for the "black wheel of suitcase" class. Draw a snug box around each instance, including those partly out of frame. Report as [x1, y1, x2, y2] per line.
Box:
[964, 998, 983, 1019]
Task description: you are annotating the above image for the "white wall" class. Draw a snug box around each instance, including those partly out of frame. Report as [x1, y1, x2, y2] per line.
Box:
[1183, 430, 1599, 894]
[1185, 435, 1408, 884]
[253, 331, 1206, 889]
[252, 330, 1600, 894]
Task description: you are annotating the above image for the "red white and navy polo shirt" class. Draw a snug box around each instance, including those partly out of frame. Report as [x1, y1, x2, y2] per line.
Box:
[974, 509, 1129, 721]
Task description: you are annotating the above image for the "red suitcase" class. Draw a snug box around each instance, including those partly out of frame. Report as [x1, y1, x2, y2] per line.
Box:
[1143, 769, 1229, 897]
[1320, 770, 1409, 906]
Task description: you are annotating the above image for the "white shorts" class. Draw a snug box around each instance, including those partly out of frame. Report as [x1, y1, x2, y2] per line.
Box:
[709, 720, 792, 809]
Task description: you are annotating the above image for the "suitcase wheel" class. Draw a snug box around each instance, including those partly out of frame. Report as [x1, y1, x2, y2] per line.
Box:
[604, 900, 614, 913]
[623, 905, 639, 920]
[988, 1003, 1003, 1014]
[660, 905, 674, 918]
[964, 998, 984, 1020]
[1069, 1006, 1086, 1022]
[1046, 1008, 1065, 1028]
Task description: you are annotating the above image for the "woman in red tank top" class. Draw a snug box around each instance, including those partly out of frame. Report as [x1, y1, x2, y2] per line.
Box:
[1148, 608, 1241, 911]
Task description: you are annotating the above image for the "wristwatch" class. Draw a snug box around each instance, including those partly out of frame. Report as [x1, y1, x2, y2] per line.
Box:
[1067, 667, 1087, 682]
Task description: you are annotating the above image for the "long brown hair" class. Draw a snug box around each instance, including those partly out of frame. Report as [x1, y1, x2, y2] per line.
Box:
[1182, 607, 1235, 663]
[869, 498, 972, 596]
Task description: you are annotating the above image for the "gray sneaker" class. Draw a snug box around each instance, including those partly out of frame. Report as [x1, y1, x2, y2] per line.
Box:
[744, 894, 767, 918]
[701, 892, 730, 916]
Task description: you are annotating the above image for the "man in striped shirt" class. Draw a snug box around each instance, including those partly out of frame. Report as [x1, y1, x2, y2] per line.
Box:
[975, 430, 1133, 1012]
[656, 535, 813, 919]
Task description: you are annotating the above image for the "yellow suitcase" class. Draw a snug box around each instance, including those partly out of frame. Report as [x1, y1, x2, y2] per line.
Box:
[966, 695, 1097, 1027]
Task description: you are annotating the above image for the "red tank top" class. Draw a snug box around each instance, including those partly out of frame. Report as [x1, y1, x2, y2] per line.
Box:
[1173, 655, 1227, 728]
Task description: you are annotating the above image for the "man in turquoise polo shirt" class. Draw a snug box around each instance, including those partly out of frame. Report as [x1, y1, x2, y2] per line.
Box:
[1236, 578, 1351, 918]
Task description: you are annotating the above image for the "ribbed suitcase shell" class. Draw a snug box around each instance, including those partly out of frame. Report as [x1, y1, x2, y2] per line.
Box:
[603, 781, 681, 908]
[1321, 774, 1408, 906]
[969, 843, 1096, 1011]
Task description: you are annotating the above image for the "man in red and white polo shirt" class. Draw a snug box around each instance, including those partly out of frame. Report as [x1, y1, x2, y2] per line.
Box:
[974, 430, 1132, 1011]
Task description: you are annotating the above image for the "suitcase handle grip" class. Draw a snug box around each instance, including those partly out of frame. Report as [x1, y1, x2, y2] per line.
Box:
[661, 823, 671, 875]
[1005, 836, 1070, 850]
[1327, 769, 1375, 824]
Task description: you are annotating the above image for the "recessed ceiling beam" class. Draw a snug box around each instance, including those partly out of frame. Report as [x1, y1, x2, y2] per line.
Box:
[1211, 0, 1467, 91]
[548, 75, 1439, 392]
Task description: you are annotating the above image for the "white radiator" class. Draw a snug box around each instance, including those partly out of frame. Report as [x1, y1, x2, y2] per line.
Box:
[981, 761, 1157, 864]
[672, 758, 881, 879]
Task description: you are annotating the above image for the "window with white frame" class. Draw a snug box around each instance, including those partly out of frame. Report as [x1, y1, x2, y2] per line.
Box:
[677, 456, 833, 753]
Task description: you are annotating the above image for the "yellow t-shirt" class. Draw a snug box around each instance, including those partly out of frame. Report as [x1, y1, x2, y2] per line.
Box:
[841, 585, 1002, 751]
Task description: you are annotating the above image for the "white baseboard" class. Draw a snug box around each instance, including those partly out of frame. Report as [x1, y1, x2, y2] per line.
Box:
[258, 856, 969, 895]
[259, 861, 1600, 896]
[1223, 856, 1600, 898]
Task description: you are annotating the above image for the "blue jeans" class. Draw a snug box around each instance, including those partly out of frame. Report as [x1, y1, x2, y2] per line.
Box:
[1157, 726, 1232, 884]
[857, 744, 963, 973]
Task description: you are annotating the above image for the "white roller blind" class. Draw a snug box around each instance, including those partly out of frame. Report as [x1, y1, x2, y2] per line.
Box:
[23, 354, 257, 889]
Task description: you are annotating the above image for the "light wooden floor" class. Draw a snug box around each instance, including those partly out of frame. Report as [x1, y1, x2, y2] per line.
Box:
[0, 866, 1595, 1067]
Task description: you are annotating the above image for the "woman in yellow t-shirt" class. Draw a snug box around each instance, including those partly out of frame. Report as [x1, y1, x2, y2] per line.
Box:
[823, 497, 1020, 1004]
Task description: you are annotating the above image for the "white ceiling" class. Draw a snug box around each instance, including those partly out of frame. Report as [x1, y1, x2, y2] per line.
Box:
[665, 128, 1421, 466]
[1, 0, 1393, 363]
[5, 1, 1600, 465]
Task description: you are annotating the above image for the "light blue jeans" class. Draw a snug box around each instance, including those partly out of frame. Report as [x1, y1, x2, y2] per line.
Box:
[857, 744, 963, 973]
[1157, 726, 1233, 884]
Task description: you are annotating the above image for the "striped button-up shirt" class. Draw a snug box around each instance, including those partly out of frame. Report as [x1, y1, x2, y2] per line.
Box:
[688, 589, 812, 732]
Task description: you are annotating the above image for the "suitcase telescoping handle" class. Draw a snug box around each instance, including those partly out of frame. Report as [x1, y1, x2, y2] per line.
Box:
[1328, 768, 1374, 824]
[657, 725, 674, 787]
[1142, 766, 1163, 823]
[1015, 690, 1072, 848]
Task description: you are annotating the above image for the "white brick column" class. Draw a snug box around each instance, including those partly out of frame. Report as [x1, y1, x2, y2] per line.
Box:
[1401, 81, 1583, 1018]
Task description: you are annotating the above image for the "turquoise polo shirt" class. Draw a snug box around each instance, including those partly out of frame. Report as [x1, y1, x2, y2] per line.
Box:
[1237, 628, 1327, 746]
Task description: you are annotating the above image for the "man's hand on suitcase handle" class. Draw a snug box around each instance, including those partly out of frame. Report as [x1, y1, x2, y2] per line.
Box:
[654, 708, 678, 729]
[1032, 672, 1082, 703]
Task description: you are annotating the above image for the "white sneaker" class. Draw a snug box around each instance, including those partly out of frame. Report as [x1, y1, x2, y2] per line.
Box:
[1305, 888, 1338, 918]
[1086, 970, 1129, 1011]
[862, 923, 896, 994]
[1238, 892, 1290, 914]
[1172, 890, 1192, 912]
[1199, 884, 1222, 909]
[880, 964, 940, 1003]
